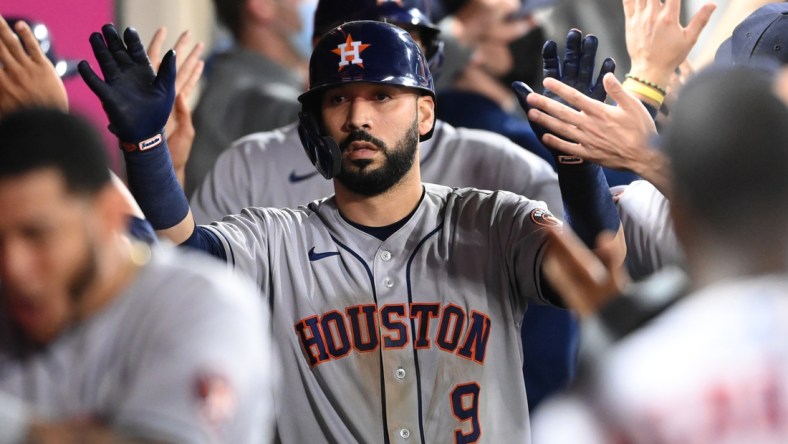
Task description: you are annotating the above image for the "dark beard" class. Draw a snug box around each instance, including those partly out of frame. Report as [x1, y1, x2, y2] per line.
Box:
[335, 119, 419, 197]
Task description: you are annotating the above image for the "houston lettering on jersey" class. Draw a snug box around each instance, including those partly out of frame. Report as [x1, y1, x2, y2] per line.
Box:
[294, 303, 492, 367]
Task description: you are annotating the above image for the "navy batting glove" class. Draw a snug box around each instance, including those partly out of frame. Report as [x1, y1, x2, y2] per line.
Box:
[512, 29, 615, 153]
[78, 24, 175, 145]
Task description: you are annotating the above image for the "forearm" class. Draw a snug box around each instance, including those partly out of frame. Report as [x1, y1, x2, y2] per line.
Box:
[123, 135, 194, 245]
[557, 162, 620, 248]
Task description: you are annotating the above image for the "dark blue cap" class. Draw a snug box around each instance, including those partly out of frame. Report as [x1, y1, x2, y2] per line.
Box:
[715, 3, 788, 67]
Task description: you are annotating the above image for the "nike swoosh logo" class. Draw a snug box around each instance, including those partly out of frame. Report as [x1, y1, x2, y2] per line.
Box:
[289, 170, 320, 183]
[308, 247, 340, 262]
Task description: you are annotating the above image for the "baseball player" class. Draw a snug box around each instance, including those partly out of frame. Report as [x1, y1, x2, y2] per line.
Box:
[190, 0, 562, 223]
[188, 0, 574, 412]
[533, 63, 788, 444]
[80, 20, 624, 443]
[0, 109, 275, 443]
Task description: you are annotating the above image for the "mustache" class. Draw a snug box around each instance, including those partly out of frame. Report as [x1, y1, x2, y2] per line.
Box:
[340, 130, 386, 151]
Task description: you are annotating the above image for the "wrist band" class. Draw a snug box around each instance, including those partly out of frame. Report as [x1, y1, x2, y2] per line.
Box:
[624, 73, 668, 95]
[120, 132, 164, 153]
[623, 79, 665, 107]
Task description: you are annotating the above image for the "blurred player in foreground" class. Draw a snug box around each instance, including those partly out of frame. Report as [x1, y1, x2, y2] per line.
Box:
[0, 108, 274, 443]
[533, 64, 788, 443]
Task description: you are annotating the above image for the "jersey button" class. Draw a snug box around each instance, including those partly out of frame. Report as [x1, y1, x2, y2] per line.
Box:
[399, 428, 410, 439]
[395, 368, 406, 379]
[380, 250, 392, 261]
[384, 278, 394, 288]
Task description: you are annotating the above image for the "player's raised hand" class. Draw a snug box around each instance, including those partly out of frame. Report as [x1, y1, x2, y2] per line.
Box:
[78, 24, 175, 144]
[512, 29, 615, 163]
[0, 16, 68, 116]
[522, 73, 673, 195]
[624, 0, 715, 89]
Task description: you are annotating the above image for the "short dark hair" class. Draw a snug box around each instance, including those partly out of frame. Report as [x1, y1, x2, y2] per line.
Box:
[0, 108, 111, 195]
[664, 65, 788, 235]
[212, 0, 245, 39]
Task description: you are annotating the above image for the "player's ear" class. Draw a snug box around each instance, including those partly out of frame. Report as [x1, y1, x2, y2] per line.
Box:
[417, 95, 435, 139]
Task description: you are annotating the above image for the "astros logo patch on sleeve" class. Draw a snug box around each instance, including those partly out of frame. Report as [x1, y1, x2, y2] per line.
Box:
[530, 208, 562, 227]
[332, 34, 370, 71]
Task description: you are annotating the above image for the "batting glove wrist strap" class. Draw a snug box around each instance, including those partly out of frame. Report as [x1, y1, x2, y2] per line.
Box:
[120, 132, 165, 152]
[124, 137, 189, 230]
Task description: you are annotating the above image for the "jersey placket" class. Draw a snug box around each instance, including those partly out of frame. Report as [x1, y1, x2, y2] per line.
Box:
[373, 244, 422, 443]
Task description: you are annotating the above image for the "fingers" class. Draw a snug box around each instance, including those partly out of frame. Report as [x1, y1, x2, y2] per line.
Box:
[12, 20, 48, 64]
[542, 76, 602, 115]
[542, 40, 560, 80]
[102, 24, 134, 68]
[526, 104, 584, 143]
[591, 58, 616, 101]
[154, 49, 177, 99]
[174, 37, 204, 94]
[171, 30, 193, 68]
[602, 73, 637, 109]
[89, 31, 120, 82]
[561, 29, 582, 85]
[622, 0, 634, 19]
[179, 59, 204, 100]
[511, 81, 535, 113]
[147, 27, 166, 70]
[684, 2, 717, 45]
[124, 27, 150, 66]
[541, 133, 589, 158]
[78, 60, 114, 100]
[577, 35, 598, 92]
[0, 16, 27, 69]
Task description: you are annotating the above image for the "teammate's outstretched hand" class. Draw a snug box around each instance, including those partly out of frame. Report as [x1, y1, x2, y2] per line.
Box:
[0, 16, 68, 116]
[624, 0, 715, 89]
[521, 73, 673, 196]
[78, 24, 175, 145]
[512, 29, 615, 162]
[146, 27, 204, 186]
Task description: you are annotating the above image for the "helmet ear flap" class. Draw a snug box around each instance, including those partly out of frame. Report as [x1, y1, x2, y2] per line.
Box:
[297, 111, 342, 180]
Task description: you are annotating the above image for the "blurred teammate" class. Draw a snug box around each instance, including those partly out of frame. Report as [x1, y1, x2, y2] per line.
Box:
[0, 108, 274, 443]
[186, 0, 314, 195]
[534, 63, 788, 444]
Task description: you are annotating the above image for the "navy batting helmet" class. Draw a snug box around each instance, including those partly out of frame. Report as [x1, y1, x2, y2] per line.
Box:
[297, 20, 435, 179]
[312, 0, 443, 76]
[6, 17, 79, 78]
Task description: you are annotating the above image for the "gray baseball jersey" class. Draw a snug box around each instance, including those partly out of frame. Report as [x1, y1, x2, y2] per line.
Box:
[190, 119, 562, 224]
[533, 275, 788, 443]
[0, 245, 275, 444]
[613, 180, 684, 281]
[200, 183, 560, 443]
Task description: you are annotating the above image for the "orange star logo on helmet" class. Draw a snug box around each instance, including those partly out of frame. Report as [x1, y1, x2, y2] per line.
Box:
[331, 34, 371, 71]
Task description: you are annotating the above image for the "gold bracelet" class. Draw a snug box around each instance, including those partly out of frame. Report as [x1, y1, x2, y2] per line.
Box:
[623, 79, 665, 106]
